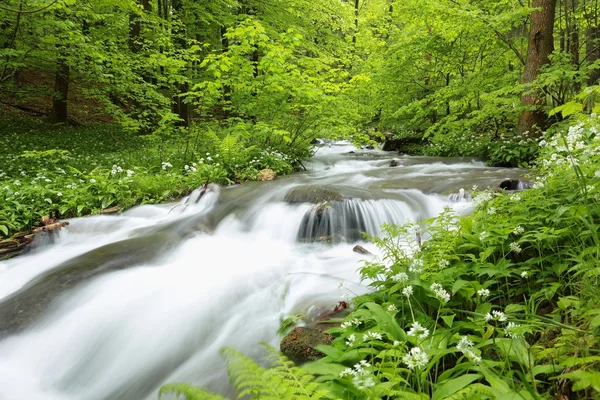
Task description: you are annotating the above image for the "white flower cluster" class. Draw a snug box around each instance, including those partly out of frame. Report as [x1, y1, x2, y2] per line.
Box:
[184, 164, 197, 173]
[473, 191, 493, 206]
[161, 161, 173, 170]
[431, 282, 451, 303]
[340, 360, 375, 390]
[513, 225, 524, 235]
[345, 334, 357, 346]
[407, 321, 429, 341]
[485, 310, 507, 322]
[409, 259, 424, 274]
[392, 272, 409, 283]
[504, 322, 522, 339]
[456, 336, 482, 364]
[111, 164, 123, 176]
[340, 318, 361, 329]
[509, 242, 522, 253]
[477, 288, 490, 298]
[363, 331, 383, 341]
[387, 304, 397, 312]
[402, 285, 414, 298]
[402, 347, 429, 370]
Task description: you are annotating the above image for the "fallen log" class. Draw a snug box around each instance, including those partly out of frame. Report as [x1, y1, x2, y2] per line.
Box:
[0, 220, 69, 260]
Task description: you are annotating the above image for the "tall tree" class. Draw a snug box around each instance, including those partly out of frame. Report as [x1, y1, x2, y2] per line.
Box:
[517, 0, 558, 136]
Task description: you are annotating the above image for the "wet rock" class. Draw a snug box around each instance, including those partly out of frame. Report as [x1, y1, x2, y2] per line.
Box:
[389, 160, 400, 167]
[284, 187, 343, 203]
[491, 161, 515, 168]
[280, 327, 333, 364]
[257, 168, 276, 182]
[382, 137, 424, 152]
[353, 245, 373, 255]
[498, 179, 523, 191]
[0, 232, 181, 338]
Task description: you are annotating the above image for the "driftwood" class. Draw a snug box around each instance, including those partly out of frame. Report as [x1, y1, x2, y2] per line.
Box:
[100, 205, 121, 214]
[0, 220, 69, 260]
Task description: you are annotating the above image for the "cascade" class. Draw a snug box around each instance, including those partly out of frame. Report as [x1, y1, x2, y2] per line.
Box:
[0, 143, 527, 399]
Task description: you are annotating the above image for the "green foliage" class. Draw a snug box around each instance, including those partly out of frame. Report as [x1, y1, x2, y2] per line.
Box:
[160, 345, 329, 400]
[159, 384, 227, 400]
[0, 118, 297, 239]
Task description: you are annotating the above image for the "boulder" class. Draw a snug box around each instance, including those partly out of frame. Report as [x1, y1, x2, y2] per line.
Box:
[257, 168, 276, 181]
[498, 179, 526, 191]
[382, 137, 425, 152]
[280, 327, 333, 364]
[491, 161, 515, 168]
[353, 245, 373, 255]
[389, 160, 400, 167]
[284, 187, 343, 203]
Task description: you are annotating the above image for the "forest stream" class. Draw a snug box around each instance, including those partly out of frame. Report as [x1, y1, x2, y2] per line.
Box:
[0, 142, 526, 399]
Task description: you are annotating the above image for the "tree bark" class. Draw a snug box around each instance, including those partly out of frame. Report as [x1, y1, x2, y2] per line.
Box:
[48, 58, 69, 124]
[517, 0, 557, 137]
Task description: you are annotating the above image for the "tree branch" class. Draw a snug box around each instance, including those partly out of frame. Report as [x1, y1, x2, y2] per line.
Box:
[0, 0, 60, 14]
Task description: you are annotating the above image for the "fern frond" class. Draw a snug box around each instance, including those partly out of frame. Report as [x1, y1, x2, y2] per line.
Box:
[159, 383, 227, 400]
[222, 344, 328, 399]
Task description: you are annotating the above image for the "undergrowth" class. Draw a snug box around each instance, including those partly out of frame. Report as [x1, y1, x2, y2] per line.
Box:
[0, 118, 305, 239]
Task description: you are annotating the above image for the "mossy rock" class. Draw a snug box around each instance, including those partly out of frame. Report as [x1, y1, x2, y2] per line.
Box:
[284, 187, 343, 203]
[280, 327, 333, 364]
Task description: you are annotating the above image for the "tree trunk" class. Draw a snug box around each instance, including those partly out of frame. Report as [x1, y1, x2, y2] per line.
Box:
[48, 59, 69, 124]
[352, 0, 359, 45]
[129, 0, 151, 53]
[517, 0, 557, 137]
[171, 0, 191, 127]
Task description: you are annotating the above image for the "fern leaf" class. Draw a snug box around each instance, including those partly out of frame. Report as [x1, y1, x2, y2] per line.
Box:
[159, 383, 227, 400]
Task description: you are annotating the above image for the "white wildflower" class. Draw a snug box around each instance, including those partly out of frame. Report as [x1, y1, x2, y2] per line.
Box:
[477, 288, 490, 298]
[513, 225, 524, 235]
[387, 304, 397, 312]
[456, 336, 482, 364]
[486, 310, 507, 322]
[363, 331, 383, 341]
[409, 259, 424, 274]
[509, 242, 522, 253]
[402, 285, 414, 298]
[505, 322, 522, 339]
[407, 321, 430, 340]
[521, 271, 528, 278]
[487, 207, 496, 215]
[126, 170, 135, 177]
[345, 334, 357, 346]
[402, 347, 429, 370]
[392, 272, 409, 283]
[89, 179, 96, 183]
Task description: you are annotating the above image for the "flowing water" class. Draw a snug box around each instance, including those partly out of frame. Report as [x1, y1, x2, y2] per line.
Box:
[0, 143, 527, 399]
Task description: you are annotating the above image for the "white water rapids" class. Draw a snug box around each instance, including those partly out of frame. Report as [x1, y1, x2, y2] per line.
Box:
[0, 142, 526, 399]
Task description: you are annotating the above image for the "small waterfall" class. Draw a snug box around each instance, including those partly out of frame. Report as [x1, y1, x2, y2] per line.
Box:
[447, 188, 472, 203]
[297, 199, 416, 242]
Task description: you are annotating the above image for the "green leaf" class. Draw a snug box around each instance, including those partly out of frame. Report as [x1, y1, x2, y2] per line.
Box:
[441, 314, 455, 328]
[0, 225, 8, 236]
[364, 302, 407, 341]
[433, 374, 481, 400]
